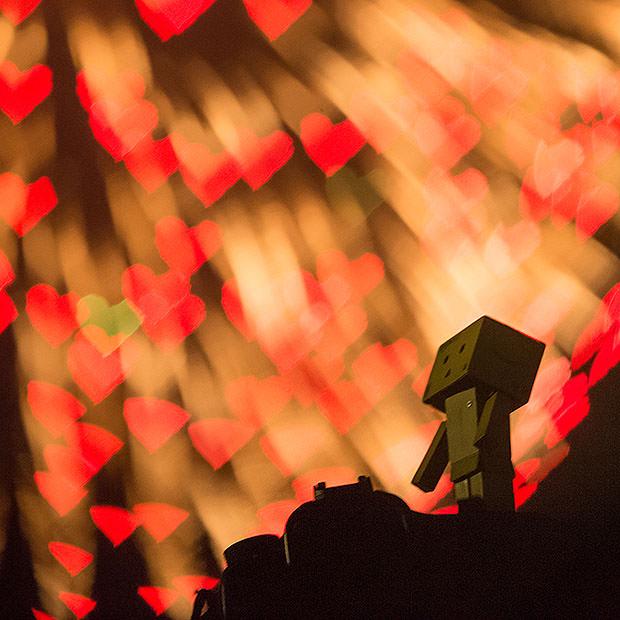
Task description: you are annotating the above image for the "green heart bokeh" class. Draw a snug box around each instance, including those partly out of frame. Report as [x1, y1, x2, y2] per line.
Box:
[77, 294, 141, 336]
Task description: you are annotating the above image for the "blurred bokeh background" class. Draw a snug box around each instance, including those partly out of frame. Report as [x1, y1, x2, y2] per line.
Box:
[1, 0, 620, 617]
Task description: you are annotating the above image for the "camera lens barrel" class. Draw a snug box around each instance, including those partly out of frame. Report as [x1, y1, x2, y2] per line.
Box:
[221, 535, 289, 618]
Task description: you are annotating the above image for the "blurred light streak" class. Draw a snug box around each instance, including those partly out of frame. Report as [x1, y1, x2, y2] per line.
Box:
[190, 479, 258, 562]
[53, 222, 98, 295]
[68, 14, 152, 90]
[0, 20, 15, 61]
[3, 18, 47, 66]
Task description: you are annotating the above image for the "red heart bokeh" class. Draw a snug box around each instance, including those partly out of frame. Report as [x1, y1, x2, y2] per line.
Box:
[140, 293, 205, 349]
[0, 249, 14, 290]
[576, 71, 620, 123]
[155, 216, 221, 275]
[171, 575, 220, 602]
[0, 290, 18, 334]
[123, 397, 190, 453]
[315, 380, 372, 434]
[133, 502, 189, 542]
[122, 264, 190, 329]
[88, 97, 159, 161]
[590, 122, 620, 164]
[398, 51, 451, 106]
[351, 339, 418, 405]
[58, 592, 97, 619]
[48, 542, 94, 577]
[565, 122, 619, 167]
[172, 133, 241, 206]
[589, 326, 620, 387]
[135, 0, 217, 41]
[575, 182, 619, 239]
[412, 96, 481, 169]
[316, 250, 384, 306]
[545, 373, 590, 448]
[255, 499, 300, 536]
[65, 422, 124, 474]
[0, 272, 14, 336]
[513, 471, 539, 510]
[300, 113, 366, 176]
[188, 418, 256, 469]
[122, 265, 205, 347]
[123, 135, 179, 192]
[0, 61, 52, 124]
[41, 424, 123, 489]
[26, 284, 79, 347]
[225, 374, 291, 428]
[0, 173, 58, 237]
[137, 586, 180, 616]
[444, 168, 489, 206]
[532, 138, 584, 199]
[34, 471, 88, 516]
[262, 312, 332, 372]
[67, 333, 137, 403]
[242, 0, 311, 41]
[520, 164, 618, 238]
[571, 283, 620, 370]
[233, 128, 294, 190]
[43, 444, 98, 487]
[90, 505, 139, 547]
[519, 167, 581, 224]
[0, 0, 42, 24]
[27, 381, 86, 438]
[311, 305, 368, 362]
[278, 354, 344, 407]
[465, 41, 529, 126]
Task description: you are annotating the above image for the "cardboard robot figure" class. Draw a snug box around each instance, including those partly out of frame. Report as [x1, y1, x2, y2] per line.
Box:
[412, 316, 544, 512]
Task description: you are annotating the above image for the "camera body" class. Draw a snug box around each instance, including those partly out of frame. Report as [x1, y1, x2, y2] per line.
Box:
[193, 477, 618, 619]
[199, 476, 413, 618]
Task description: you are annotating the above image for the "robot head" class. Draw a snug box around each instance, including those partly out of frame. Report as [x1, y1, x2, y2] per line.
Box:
[423, 316, 544, 413]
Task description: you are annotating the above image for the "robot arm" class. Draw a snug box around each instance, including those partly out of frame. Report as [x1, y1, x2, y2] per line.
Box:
[411, 421, 449, 492]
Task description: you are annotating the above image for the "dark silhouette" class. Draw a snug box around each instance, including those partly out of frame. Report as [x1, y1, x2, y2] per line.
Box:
[412, 316, 544, 512]
[191, 475, 619, 618]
